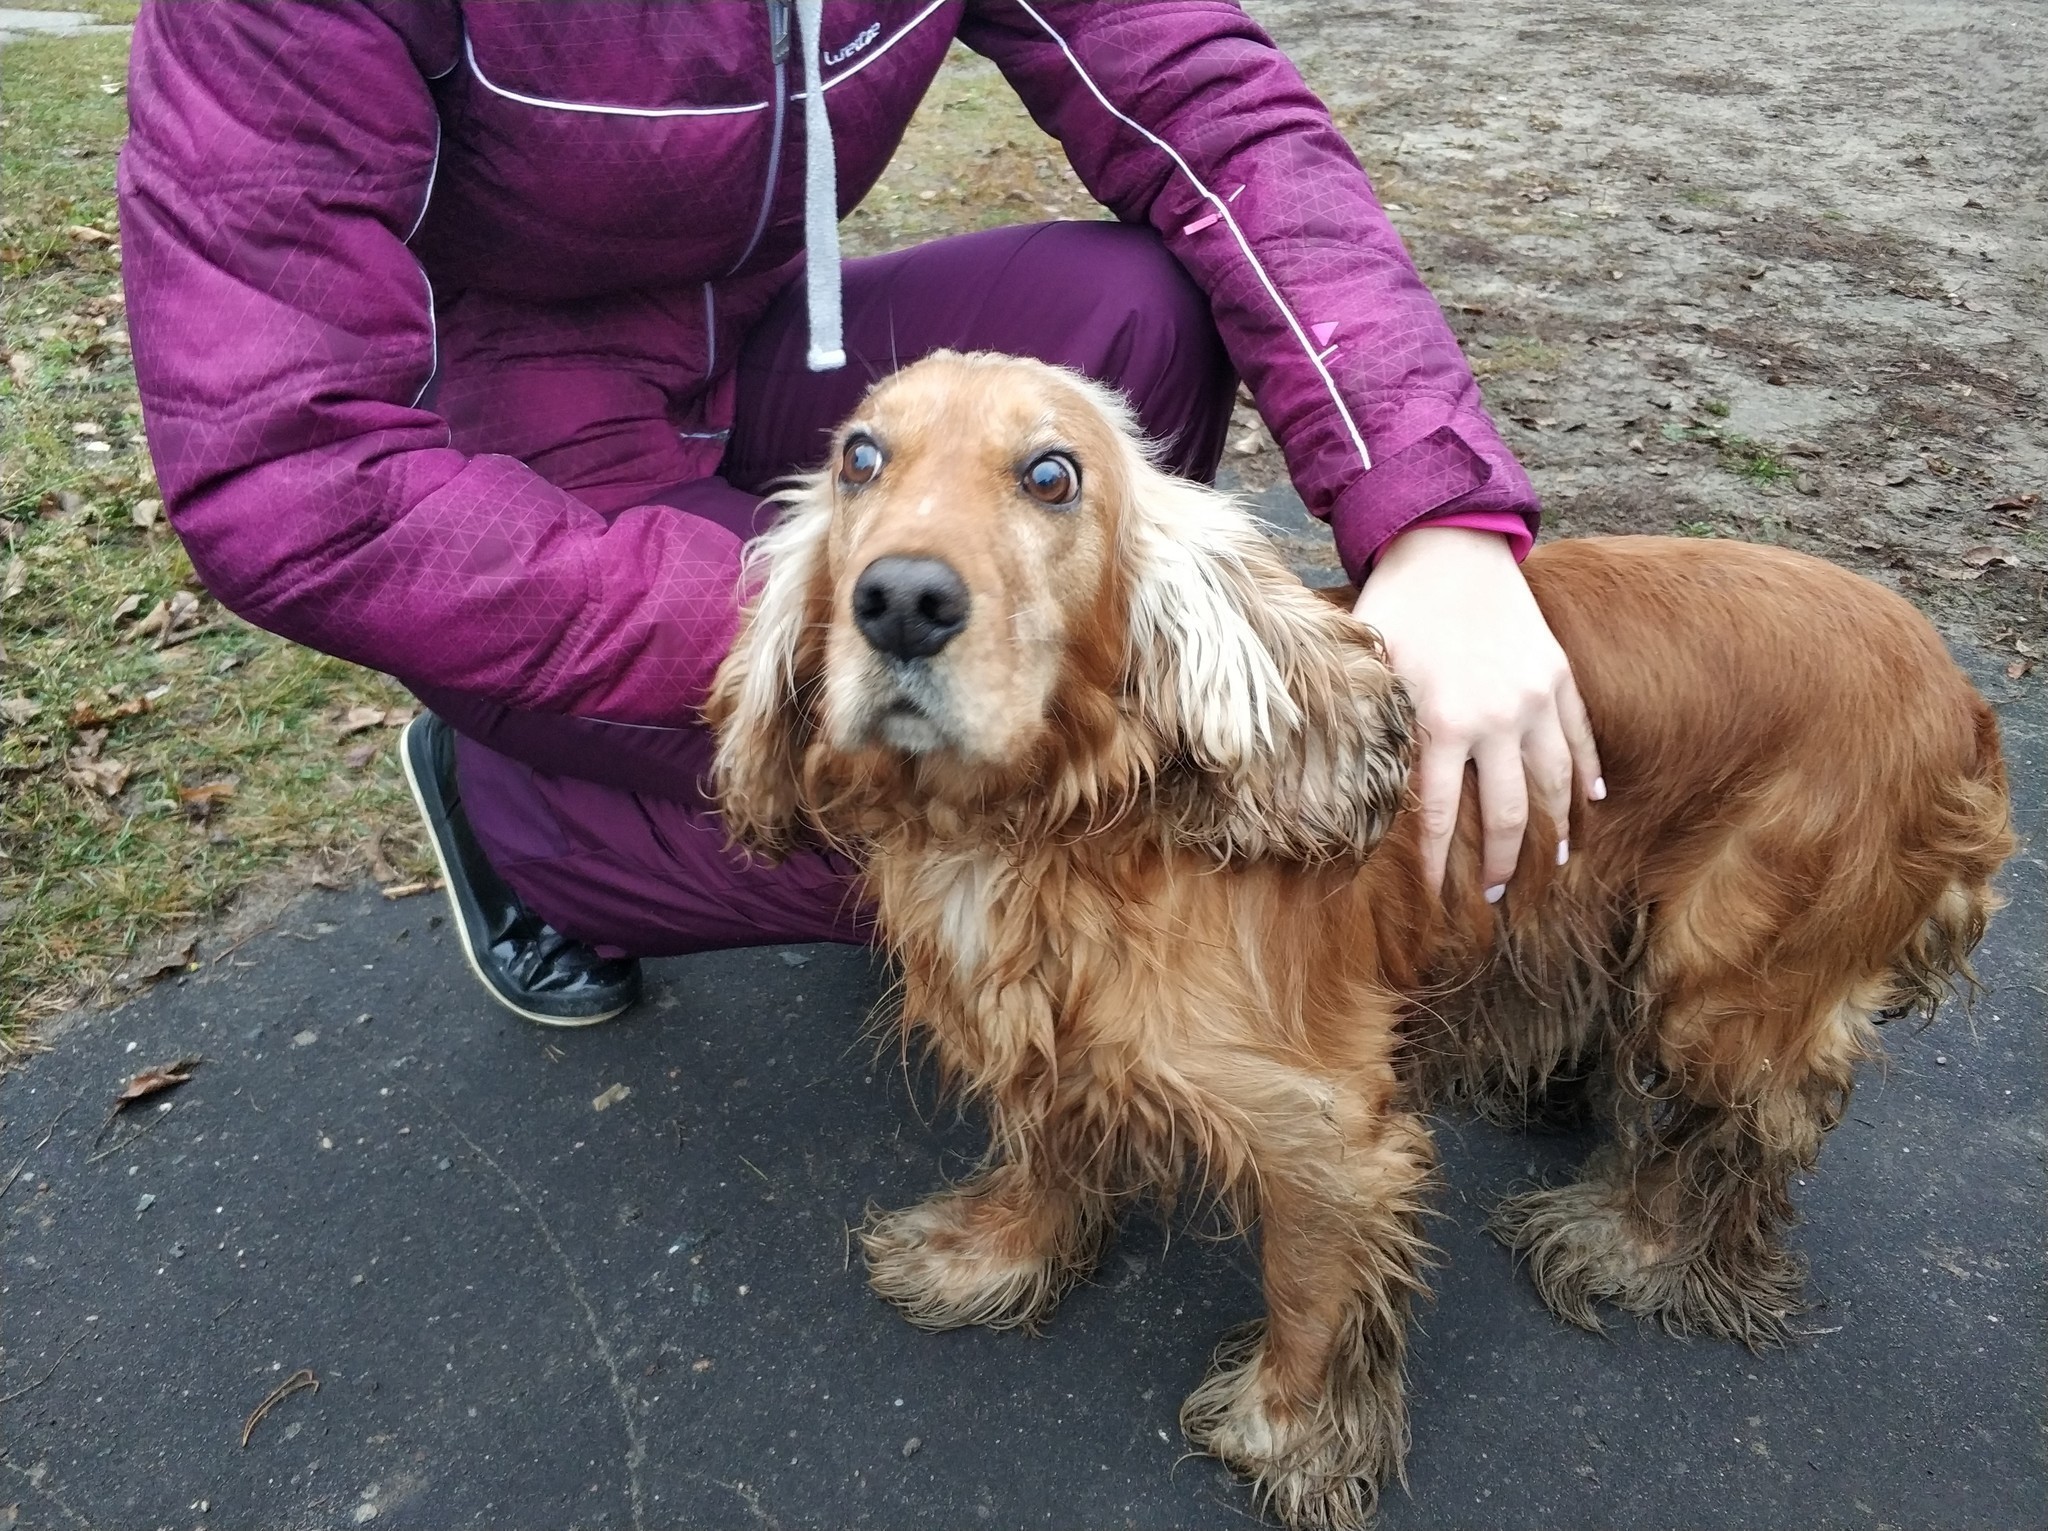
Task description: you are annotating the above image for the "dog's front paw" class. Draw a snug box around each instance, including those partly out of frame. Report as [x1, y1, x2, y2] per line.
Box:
[1180, 1323, 1403, 1531]
[860, 1175, 1102, 1332]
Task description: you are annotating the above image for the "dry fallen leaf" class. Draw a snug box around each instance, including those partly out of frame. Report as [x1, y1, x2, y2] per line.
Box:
[66, 224, 113, 243]
[112, 937, 198, 990]
[1928, 566, 1984, 582]
[116, 1056, 201, 1106]
[592, 1083, 631, 1112]
[7, 352, 32, 385]
[341, 741, 379, 770]
[1987, 493, 2038, 512]
[3, 555, 25, 602]
[177, 781, 237, 822]
[1958, 547, 2006, 569]
[2007, 658, 2033, 681]
[112, 591, 146, 621]
[66, 755, 132, 797]
[130, 498, 161, 529]
[1, 695, 40, 726]
[70, 694, 150, 729]
[335, 705, 387, 736]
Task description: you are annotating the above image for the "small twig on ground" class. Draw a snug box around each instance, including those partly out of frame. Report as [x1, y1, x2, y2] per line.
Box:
[0, 1331, 88, 1407]
[379, 878, 441, 901]
[212, 1296, 243, 1323]
[240, 1368, 319, 1447]
[0, 1157, 26, 1204]
[737, 1155, 773, 1187]
[85, 1107, 172, 1165]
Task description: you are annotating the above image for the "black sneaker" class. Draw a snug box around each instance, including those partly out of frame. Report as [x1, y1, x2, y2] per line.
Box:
[400, 712, 642, 1027]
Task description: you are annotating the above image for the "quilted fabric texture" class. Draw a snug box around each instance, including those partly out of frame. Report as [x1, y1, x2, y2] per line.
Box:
[119, 0, 1536, 728]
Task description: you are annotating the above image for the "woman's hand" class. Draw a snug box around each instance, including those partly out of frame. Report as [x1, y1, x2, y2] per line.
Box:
[1353, 525, 1603, 899]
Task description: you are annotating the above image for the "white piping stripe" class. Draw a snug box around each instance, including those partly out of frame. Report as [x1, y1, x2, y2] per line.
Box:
[792, 0, 952, 99]
[403, 115, 441, 244]
[460, 2, 951, 118]
[1011, 0, 1371, 471]
[405, 117, 443, 411]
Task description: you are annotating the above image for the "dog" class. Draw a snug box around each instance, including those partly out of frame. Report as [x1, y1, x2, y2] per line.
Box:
[705, 351, 2013, 1528]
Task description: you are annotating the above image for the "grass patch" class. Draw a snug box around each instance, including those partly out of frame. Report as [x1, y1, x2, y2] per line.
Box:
[1718, 435, 1796, 485]
[1, 34, 426, 1046]
[1674, 520, 1719, 537]
[1468, 334, 1562, 380]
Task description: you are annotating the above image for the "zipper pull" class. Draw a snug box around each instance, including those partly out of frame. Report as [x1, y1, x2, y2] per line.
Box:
[770, 0, 791, 62]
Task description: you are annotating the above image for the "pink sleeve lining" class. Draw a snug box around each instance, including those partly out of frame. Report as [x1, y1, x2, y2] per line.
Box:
[1396, 507, 1535, 563]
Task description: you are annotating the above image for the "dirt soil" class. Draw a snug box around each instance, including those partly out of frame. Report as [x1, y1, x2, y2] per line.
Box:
[1235, 0, 2044, 660]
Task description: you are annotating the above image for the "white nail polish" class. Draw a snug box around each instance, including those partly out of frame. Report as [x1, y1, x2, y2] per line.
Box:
[1591, 777, 1608, 801]
[1556, 840, 1570, 866]
[1484, 884, 1506, 904]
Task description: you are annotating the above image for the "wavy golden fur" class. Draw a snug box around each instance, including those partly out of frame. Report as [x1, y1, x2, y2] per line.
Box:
[705, 352, 2013, 1529]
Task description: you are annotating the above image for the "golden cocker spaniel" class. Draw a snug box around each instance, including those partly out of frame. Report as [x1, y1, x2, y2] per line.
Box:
[705, 351, 2012, 1529]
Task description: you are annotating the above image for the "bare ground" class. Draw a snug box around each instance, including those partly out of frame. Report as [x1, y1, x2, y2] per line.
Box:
[1237, 0, 2045, 662]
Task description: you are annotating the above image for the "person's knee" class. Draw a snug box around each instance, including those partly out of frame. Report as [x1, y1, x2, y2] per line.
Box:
[1022, 222, 1233, 477]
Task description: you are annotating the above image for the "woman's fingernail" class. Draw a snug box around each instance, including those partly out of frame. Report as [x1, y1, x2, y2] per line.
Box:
[1484, 884, 1506, 904]
[1591, 777, 1608, 801]
[1556, 839, 1570, 866]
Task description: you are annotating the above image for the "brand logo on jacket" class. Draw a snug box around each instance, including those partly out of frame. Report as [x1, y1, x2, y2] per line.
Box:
[823, 23, 881, 68]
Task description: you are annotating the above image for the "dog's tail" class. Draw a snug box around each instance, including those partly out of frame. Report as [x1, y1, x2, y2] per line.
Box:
[1883, 696, 2014, 1023]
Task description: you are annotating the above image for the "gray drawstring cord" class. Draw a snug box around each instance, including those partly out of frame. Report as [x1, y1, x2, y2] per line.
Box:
[795, 0, 845, 371]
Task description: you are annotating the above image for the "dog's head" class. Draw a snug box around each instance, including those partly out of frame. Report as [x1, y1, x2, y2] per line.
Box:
[706, 351, 1413, 861]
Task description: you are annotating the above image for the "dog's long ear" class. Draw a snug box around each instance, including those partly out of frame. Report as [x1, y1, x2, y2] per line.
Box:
[1120, 468, 1414, 862]
[703, 480, 833, 858]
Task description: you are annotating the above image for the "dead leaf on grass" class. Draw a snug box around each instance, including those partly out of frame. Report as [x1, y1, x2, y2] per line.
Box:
[1988, 493, 2038, 513]
[66, 224, 113, 244]
[7, 352, 32, 385]
[113, 937, 198, 990]
[335, 704, 388, 736]
[1, 696, 40, 726]
[177, 781, 237, 823]
[116, 1056, 201, 1106]
[130, 499, 161, 529]
[3, 556, 25, 602]
[70, 694, 150, 729]
[65, 754, 132, 797]
[111, 591, 146, 621]
[1958, 547, 2008, 569]
[341, 741, 379, 770]
[2007, 659, 2033, 681]
[367, 831, 398, 885]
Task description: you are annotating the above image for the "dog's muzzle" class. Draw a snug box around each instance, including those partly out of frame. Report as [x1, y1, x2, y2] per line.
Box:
[852, 555, 970, 660]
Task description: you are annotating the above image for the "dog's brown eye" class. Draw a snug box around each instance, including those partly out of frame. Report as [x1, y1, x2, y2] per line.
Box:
[840, 436, 884, 487]
[1021, 452, 1080, 507]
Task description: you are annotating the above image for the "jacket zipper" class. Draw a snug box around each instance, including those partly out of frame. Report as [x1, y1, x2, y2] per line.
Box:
[724, 0, 791, 279]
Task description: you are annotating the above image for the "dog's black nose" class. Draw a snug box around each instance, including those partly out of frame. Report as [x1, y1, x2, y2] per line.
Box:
[852, 555, 970, 660]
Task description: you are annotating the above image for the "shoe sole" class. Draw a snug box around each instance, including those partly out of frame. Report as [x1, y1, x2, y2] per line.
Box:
[399, 716, 632, 1029]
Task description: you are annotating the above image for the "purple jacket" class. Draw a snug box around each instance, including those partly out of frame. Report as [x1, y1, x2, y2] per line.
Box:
[119, 1, 1537, 729]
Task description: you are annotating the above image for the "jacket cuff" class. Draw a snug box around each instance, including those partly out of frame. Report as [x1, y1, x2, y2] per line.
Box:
[1322, 414, 1540, 581]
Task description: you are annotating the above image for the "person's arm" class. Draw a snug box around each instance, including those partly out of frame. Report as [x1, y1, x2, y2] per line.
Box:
[960, 0, 1598, 889]
[120, 1, 744, 726]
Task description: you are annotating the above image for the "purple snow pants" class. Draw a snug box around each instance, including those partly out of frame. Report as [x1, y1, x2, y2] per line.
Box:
[425, 221, 1235, 958]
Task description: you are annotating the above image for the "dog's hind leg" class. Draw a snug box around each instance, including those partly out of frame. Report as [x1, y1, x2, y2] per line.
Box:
[1178, 1052, 1434, 1531]
[1491, 962, 1882, 1350]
